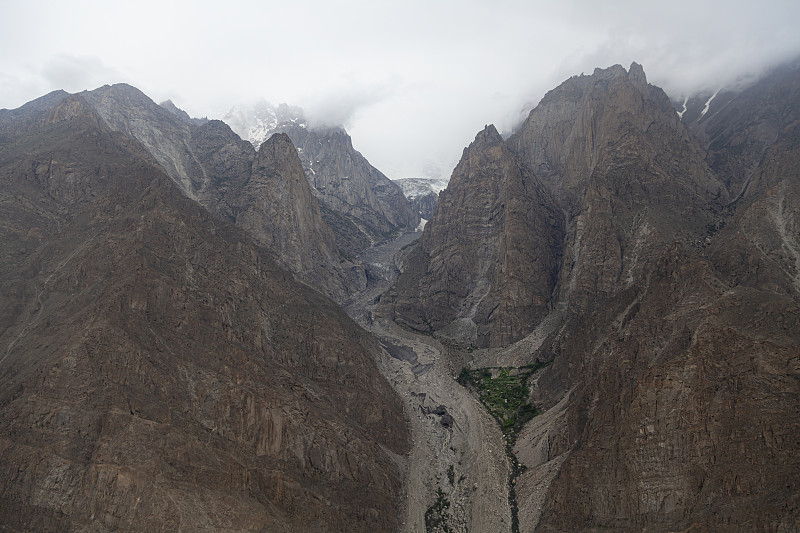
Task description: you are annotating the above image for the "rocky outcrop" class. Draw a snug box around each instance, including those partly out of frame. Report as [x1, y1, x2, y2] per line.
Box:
[683, 59, 800, 199]
[222, 103, 419, 254]
[232, 132, 361, 298]
[507, 62, 724, 212]
[512, 64, 800, 532]
[79, 84, 363, 300]
[278, 124, 420, 251]
[0, 94, 409, 532]
[383, 125, 564, 348]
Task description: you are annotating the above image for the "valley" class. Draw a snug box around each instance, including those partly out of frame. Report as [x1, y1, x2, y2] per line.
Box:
[345, 232, 513, 533]
[1, 58, 799, 532]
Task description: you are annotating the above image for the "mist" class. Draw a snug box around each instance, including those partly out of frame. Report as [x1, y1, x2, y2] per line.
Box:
[2, 0, 799, 179]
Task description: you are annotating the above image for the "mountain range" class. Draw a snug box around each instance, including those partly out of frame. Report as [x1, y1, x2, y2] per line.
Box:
[0, 58, 798, 532]
[0, 92, 408, 531]
[383, 61, 800, 531]
[224, 102, 420, 258]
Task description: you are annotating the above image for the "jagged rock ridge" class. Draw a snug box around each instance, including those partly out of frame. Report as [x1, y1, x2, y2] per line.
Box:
[385, 62, 800, 530]
[79, 85, 363, 300]
[223, 102, 420, 257]
[0, 94, 409, 531]
[383, 125, 564, 348]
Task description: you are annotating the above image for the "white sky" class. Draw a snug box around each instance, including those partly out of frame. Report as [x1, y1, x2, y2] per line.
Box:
[2, 0, 799, 178]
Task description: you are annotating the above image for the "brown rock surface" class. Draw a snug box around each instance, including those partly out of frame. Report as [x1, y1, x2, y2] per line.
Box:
[383, 62, 800, 531]
[278, 124, 420, 254]
[518, 64, 800, 531]
[383, 125, 563, 348]
[686, 59, 800, 198]
[231, 132, 363, 300]
[80, 84, 362, 300]
[0, 94, 408, 531]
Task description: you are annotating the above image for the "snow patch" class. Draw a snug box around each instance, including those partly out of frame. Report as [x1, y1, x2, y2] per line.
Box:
[700, 89, 721, 118]
[391, 177, 449, 200]
[677, 96, 688, 120]
[220, 101, 307, 148]
[416, 218, 428, 232]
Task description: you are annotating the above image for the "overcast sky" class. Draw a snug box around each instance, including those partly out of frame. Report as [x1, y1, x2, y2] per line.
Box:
[2, 0, 799, 178]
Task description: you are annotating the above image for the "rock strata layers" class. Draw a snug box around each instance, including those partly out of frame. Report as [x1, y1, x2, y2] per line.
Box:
[0, 94, 409, 532]
[80, 84, 362, 300]
[383, 125, 563, 348]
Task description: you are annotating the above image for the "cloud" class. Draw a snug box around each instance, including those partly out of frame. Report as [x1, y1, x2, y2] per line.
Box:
[2, 1, 799, 177]
[41, 54, 127, 93]
[301, 77, 396, 129]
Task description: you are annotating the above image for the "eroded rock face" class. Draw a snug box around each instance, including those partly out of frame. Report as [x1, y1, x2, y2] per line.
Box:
[231, 132, 362, 299]
[383, 62, 800, 530]
[79, 84, 363, 300]
[0, 95, 408, 532]
[686, 59, 800, 200]
[516, 64, 800, 531]
[383, 125, 563, 348]
[222, 103, 419, 256]
[278, 124, 420, 252]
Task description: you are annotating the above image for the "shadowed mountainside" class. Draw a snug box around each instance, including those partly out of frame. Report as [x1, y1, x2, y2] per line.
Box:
[0, 93, 409, 532]
[385, 62, 800, 531]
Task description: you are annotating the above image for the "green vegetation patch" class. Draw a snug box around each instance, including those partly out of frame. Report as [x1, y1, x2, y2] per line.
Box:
[457, 363, 544, 436]
[457, 361, 548, 533]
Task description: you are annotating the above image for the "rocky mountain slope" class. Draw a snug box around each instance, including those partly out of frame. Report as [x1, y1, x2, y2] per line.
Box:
[383, 125, 564, 348]
[384, 62, 800, 531]
[0, 93, 409, 531]
[78, 85, 362, 300]
[680, 58, 800, 201]
[224, 103, 419, 257]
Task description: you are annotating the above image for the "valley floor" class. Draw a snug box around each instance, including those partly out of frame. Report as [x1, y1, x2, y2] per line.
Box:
[344, 233, 513, 533]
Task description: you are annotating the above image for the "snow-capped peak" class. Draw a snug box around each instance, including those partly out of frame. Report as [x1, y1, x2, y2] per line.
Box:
[221, 101, 306, 148]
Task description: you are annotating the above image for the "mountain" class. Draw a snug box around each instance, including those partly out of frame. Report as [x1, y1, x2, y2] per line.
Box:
[391, 177, 449, 222]
[382, 125, 564, 348]
[0, 92, 408, 531]
[384, 62, 800, 530]
[678, 58, 800, 200]
[78, 84, 362, 300]
[223, 101, 305, 149]
[223, 103, 420, 257]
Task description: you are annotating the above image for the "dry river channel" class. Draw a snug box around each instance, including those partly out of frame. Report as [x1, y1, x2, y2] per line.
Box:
[343, 232, 512, 533]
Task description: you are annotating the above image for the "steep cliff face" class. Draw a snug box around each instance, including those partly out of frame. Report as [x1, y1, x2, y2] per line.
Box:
[510, 64, 800, 532]
[508, 63, 727, 313]
[381, 62, 799, 531]
[223, 102, 419, 254]
[685, 59, 800, 199]
[232, 132, 360, 298]
[78, 84, 362, 300]
[0, 95, 408, 532]
[383, 125, 563, 348]
[508, 63, 723, 212]
[277, 124, 420, 252]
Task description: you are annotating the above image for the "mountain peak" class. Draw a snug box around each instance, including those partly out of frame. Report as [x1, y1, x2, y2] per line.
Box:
[628, 61, 647, 85]
[159, 99, 192, 122]
[46, 94, 101, 127]
[472, 124, 503, 146]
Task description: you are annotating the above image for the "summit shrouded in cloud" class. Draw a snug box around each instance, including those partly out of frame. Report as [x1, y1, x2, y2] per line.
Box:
[1, 0, 799, 179]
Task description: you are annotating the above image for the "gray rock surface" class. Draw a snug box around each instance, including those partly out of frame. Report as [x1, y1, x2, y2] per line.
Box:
[383, 125, 563, 348]
[80, 84, 363, 300]
[0, 94, 409, 532]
